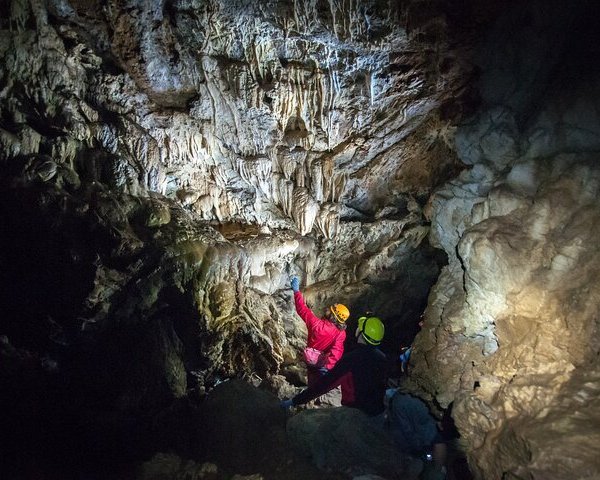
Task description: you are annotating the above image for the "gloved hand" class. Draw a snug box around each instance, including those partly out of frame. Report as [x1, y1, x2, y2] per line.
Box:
[280, 399, 293, 410]
[399, 346, 412, 372]
[399, 346, 412, 363]
[318, 367, 328, 375]
[290, 277, 300, 293]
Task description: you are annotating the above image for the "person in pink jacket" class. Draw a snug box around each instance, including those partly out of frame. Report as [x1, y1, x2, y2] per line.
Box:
[290, 277, 349, 387]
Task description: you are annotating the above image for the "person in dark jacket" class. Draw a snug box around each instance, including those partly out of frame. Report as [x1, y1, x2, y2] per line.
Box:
[282, 316, 387, 416]
[290, 277, 348, 387]
[384, 388, 448, 480]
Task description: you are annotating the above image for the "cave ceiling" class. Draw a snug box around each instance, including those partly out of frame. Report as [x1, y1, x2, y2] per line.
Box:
[2, 1, 600, 480]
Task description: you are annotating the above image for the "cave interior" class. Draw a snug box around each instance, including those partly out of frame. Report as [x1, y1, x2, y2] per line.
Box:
[1, 0, 600, 479]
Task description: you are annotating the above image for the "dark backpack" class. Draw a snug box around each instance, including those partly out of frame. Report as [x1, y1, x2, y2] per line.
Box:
[386, 392, 439, 454]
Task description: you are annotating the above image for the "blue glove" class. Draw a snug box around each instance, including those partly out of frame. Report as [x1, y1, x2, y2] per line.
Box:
[290, 277, 300, 292]
[399, 347, 412, 363]
[399, 347, 412, 371]
[280, 399, 293, 409]
[318, 367, 328, 375]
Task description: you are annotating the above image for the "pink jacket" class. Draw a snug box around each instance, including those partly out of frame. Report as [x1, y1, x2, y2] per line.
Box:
[294, 291, 346, 370]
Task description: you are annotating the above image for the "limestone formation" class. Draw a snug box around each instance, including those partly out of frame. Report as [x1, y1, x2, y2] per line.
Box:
[2, 0, 600, 479]
[408, 2, 600, 479]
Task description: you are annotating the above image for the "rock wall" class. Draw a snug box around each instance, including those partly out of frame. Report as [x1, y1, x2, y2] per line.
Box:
[0, 0, 465, 386]
[410, 2, 600, 479]
[0, 0, 473, 476]
[1, 0, 468, 229]
[10, 1, 598, 479]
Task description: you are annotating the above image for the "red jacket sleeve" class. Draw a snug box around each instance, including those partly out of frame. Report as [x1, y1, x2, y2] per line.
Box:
[294, 291, 319, 330]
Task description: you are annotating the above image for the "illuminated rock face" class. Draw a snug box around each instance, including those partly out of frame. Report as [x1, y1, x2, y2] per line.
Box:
[1, 0, 465, 235]
[3, 0, 600, 479]
[1, 0, 465, 387]
[409, 3, 600, 479]
[0, 0, 458, 466]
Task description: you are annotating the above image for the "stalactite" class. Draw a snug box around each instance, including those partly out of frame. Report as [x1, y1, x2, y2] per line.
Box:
[1, 0, 398, 237]
[273, 174, 295, 217]
[321, 157, 334, 202]
[237, 156, 273, 197]
[314, 202, 340, 239]
[327, 170, 348, 203]
[271, 172, 283, 207]
[309, 159, 324, 202]
[276, 148, 300, 185]
[291, 187, 319, 235]
[295, 160, 307, 188]
[210, 165, 228, 189]
[200, 55, 243, 149]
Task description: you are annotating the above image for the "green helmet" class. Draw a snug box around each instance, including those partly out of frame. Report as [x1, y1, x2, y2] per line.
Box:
[358, 316, 384, 345]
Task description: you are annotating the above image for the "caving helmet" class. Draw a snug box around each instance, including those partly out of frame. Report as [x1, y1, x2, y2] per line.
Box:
[357, 316, 385, 345]
[330, 303, 350, 324]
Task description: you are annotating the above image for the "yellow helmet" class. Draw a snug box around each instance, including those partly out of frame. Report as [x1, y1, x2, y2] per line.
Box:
[358, 316, 384, 345]
[330, 303, 350, 323]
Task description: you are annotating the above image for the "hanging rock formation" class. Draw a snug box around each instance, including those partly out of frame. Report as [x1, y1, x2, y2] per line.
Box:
[2, 0, 600, 479]
[0, 0, 460, 388]
[0, 0, 467, 477]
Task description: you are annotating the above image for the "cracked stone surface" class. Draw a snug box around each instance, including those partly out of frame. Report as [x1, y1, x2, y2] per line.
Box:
[2, 1, 600, 479]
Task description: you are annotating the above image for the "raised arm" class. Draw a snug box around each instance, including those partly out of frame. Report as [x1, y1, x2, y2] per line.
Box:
[294, 291, 320, 329]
